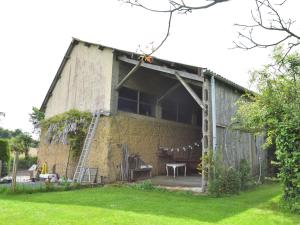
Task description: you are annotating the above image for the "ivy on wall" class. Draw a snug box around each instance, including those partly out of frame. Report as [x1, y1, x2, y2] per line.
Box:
[41, 109, 92, 158]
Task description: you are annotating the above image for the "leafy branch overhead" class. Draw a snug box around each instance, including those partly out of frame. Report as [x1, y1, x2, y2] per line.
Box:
[120, 0, 229, 55]
[234, 0, 300, 59]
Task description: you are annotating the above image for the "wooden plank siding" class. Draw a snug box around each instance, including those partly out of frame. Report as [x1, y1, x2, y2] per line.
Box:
[214, 80, 266, 175]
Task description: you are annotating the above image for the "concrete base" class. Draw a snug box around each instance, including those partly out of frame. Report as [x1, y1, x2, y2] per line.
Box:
[150, 175, 202, 187]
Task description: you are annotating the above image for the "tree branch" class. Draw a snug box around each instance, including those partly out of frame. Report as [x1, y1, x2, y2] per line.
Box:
[234, 0, 300, 61]
[120, 0, 228, 55]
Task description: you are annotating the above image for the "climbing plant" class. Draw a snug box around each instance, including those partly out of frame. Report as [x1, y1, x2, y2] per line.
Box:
[40, 109, 92, 158]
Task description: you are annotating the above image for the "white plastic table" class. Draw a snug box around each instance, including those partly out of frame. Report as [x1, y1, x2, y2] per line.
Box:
[166, 163, 186, 179]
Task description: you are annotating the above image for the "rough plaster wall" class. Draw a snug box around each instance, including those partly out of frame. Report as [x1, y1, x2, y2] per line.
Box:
[37, 131, 77, 178]
[83, 117, 113, 182]
[38, 117, 113, 182]
[45, 43, 113, 118]
[37, 113, 201, 182]
[106, 112, 202, 180]
[215, 81, 266, 175]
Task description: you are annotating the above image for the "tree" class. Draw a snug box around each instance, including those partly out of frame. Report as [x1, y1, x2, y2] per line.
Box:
[29, 106, 45, 132]
[0, 127, 38, 148]
[0, 127, 12, 139]
[18, 133, 33, 158]
[10, 136, 26, 154]
[9, 132, 35, 159]
[120, 0, 229, 55]
[0, 139, 10, 176]
[234, 0, 300, 61]
[234, 48, 300, 212]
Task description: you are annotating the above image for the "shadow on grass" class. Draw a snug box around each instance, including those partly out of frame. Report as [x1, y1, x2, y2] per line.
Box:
[0, 183, 298, 223]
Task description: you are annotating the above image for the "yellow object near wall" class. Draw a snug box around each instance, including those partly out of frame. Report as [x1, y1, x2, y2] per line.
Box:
[41, 162, 48, 174]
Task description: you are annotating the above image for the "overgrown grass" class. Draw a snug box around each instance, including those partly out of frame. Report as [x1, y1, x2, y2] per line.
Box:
[0, 182, 85, 195]
[129, 179, 166, 191]
[0, 183, 298, 225]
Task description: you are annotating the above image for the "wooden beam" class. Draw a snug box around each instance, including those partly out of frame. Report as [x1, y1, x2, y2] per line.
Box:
[118, 56, 204, 83]
[157, 83, 181, 103]
[11, 151, 19, 192]
[115, 59, 142, 90]
[175, 72, 204, 109]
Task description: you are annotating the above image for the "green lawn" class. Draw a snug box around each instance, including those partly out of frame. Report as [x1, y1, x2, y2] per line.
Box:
[0, 184, 298, 225]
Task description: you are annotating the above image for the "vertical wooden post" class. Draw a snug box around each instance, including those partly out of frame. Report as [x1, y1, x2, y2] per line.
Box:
[0, 160, 2, 178]
[11, 151, 19, 192]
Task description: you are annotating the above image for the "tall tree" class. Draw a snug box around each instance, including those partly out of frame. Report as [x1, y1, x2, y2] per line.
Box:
[234, 48, 300, 212]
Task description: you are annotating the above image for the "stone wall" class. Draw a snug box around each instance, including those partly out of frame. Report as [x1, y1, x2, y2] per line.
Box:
[106, 112, 202, 178]
[37, 132, 77, 178]
[38, 112, 202, 182]
[37, 117, 113, 181]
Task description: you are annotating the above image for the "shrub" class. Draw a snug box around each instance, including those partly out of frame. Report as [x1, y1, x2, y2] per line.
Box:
[280, 196, 300, 214]
[206, 149, 242, 196]
[0, 139, 10, 176]
[130, 180, 158, 190]
[275, 123, 300, 214]
[239, 159, 252, 190]
[208, 166, 241, 196]
[17, 156, 37, 170]
[0, 182, 87, 195]
[131, 179, 155, 190]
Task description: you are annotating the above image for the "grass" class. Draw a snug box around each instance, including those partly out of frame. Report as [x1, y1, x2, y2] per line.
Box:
[0, 183, 299, 225]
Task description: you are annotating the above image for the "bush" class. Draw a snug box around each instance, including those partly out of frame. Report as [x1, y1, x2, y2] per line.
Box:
[130, 180, 155, 190]
[205, 149, 241, 196]
[239, 159, 252, 190]
[0, 139, 10, 176]
[209, 167, 241, 196]
[17, 156, 37, 170]
[275, 123, 300, 214]
[129, 180, 164, 191]
[280, 196, 300, 214]
[0, 182, 87, 195]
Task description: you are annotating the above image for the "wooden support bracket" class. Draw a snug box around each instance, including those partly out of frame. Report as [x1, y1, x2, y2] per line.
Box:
[174, 72, 205, 109]
[157, 83, 181, 103]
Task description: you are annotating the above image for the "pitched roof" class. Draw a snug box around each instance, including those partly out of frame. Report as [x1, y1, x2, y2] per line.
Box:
[40, 37, 252, 111]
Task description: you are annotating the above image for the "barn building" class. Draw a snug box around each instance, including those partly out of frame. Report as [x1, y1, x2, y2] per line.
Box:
[38, 38, 266, 190]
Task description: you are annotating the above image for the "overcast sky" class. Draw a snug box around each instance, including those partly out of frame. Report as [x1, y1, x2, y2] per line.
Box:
[0, 0, 299, 134]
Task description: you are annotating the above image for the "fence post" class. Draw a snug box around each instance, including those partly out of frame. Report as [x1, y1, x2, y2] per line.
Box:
[12, 151, 19, 192]
[0, 160, 2, 178]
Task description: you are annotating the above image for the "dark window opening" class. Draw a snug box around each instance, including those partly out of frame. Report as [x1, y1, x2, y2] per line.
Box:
[118, 98, 137, 113]
[178, 104, 192, 124]
[119, 87, 137, 101]
[161, 100, 194, 124]
[118, 87, 155, 117]
[161, 100, 177, 121]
